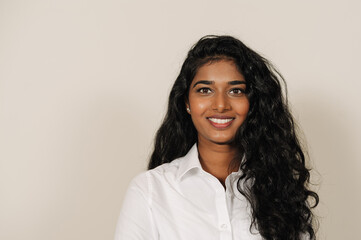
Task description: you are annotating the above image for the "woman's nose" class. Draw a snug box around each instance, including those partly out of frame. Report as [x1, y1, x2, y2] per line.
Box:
[211, 93, 231, 112]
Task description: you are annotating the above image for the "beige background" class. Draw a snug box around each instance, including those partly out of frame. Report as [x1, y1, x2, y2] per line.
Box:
[1, 0, 360, 239]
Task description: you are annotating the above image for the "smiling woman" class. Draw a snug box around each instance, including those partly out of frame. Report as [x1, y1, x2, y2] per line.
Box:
[114, 35, 319, 240]
[187, 60, 250, 146]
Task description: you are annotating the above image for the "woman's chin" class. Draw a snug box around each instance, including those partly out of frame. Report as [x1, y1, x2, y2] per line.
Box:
[208, 137, 236, 146]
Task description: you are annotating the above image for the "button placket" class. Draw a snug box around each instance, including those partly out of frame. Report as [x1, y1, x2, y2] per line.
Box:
[211, 177, 232, 233]
[203, 171, 233, 239]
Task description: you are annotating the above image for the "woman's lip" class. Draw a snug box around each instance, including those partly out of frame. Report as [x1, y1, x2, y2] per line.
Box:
[207, 115, 233, 119]
[207, 117, 234, 128]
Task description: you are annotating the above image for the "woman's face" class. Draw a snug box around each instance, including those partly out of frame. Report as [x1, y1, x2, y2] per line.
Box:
[186, 60, 249, 145]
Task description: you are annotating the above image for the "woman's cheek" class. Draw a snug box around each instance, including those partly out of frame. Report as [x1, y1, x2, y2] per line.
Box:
[191, 98, 209, 113]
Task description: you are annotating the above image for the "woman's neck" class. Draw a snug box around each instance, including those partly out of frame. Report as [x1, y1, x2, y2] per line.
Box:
[197, 139, 239, 188]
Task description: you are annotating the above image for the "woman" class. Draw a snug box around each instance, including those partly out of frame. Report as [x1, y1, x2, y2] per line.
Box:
[115, 35, 319, 240]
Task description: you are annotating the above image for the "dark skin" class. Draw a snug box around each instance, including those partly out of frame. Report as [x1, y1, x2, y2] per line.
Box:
[186, 60, 249, 188]
[197, 139, 239, 188]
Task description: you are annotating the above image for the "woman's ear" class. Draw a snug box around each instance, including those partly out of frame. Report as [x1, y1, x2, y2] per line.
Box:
[185, 101, 191, 114]
[184, 95, 191, 114]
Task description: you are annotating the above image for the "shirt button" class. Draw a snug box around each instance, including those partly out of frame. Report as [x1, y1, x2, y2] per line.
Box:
[220, 224, 228, 230]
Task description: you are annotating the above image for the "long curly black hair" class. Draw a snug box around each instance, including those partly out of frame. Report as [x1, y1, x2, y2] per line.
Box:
[148, 35, 319, 240]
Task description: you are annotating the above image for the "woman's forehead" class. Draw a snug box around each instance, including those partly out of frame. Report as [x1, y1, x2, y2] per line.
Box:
[192, 60, 245, 84]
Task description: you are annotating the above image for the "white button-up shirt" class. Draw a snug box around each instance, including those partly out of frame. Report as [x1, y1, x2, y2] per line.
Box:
[114, 144, 263, 240]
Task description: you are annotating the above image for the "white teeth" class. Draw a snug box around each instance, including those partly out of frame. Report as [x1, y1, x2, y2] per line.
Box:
[208, 118, 233, 124]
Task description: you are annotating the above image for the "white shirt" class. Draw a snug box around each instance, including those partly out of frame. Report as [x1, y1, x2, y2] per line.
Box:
[114, 144, 263, 240]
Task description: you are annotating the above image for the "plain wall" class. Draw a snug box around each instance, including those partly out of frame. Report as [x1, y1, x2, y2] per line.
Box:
[1, 0, 360, 239]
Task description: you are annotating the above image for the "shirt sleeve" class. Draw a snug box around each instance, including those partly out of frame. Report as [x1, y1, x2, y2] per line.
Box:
[114, 172, 157, 240]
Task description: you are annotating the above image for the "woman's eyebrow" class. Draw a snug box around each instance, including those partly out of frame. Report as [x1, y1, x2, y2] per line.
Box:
[192, 80, 214, 88]
[228, 80, 246, 85]
[192, 80, 246, 88]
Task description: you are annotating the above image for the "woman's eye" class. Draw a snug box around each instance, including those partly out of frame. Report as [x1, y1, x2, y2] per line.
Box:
[229, 88, 245, 95]
[198, 88, 212, 94]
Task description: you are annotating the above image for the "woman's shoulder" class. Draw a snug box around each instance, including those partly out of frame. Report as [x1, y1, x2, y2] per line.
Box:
[148, 158, 183, 177]
[127, 158, 183, 191]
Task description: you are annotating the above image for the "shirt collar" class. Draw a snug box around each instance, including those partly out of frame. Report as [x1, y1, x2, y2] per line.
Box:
[175, 143, 244, 182]
[176, 144, 202, 181]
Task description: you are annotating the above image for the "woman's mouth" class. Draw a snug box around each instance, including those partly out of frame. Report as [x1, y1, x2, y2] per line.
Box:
[207, 117, 234, 128]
